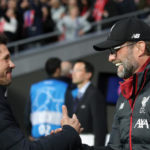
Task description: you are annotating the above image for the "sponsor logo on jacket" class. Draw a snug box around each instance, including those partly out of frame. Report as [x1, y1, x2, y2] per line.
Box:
[119, 102, 125, 110]
[139, 96, 150, 114]
[134, 119, 149, 129]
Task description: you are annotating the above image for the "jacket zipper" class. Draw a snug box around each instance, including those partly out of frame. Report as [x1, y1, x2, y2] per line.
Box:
[129, 70, 148, 150]
[129, 108, 133, 150]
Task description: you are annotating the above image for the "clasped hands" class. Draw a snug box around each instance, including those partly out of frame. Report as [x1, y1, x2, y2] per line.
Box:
[51, 105, 83, 134]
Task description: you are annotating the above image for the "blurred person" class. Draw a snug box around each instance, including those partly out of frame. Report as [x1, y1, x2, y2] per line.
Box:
[0, 8, 18, 42]
[68, 0, 78, 8]
[65, 60, 107, 146]
[7, 0, 17, 10]
[65, 0, 78, 18]
[40, 0, 49, 5]
[60, 61, 73, 86]
[61, 61, 73, 77]
[41, 5, 57, 43]
[134, 0, 150, 18]
[21, 0, 43, 38]
[61, 0, 68, 6]
[0, 0, 7, 17]
[0, 33, 82, 150]
[28, 57, 70, 138]
[7, 0, 23, 41]
[78, 0, 94, 22]
[17, 0, 30, 39]
[92, 0, 108, 22]
[57, 6, 91, 40]
[101, 0, 119, 29]
[19, 0, 30, 10]
[114, 0, 137, 15]
[78, 0, 95, 32]
[48, 0, 66, 25]
[19, 0, 33, 39]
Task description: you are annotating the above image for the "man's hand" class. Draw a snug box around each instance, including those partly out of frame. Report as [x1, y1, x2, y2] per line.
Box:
[50, 128, 62, 135]
[61, 105, 84, 134]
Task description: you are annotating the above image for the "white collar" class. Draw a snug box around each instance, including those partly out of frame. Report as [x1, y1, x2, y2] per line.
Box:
[78, 81, 91, 95]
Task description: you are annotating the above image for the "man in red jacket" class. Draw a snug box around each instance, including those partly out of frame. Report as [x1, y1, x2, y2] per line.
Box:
[61, 18, 150, 150]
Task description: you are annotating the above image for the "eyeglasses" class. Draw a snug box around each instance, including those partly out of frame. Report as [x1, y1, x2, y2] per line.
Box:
[72, 69, 85, 73]
[110, 43, 136, 55]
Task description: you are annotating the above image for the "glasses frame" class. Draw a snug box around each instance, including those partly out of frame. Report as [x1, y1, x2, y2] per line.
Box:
[109, 43, 136, 55]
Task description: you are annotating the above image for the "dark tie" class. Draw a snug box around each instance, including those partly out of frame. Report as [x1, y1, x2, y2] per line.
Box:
[73, 92, 82, 112]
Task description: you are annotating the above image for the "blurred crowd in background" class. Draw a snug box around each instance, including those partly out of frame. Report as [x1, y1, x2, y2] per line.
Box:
[0, 0, 150, 43]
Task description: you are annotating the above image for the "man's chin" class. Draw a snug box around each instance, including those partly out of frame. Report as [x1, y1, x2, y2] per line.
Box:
[1, 80, 12, 86]
[117, 70, 124, 79]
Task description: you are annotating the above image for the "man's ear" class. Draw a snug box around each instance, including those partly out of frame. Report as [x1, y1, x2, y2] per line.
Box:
[86, 72, 92, 80]
[136, 41, 146, 57]
[55, 68, 61, 76]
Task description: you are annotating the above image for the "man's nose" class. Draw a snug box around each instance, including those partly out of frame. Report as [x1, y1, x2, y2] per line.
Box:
[108, 54, 116, 62]
[10, 60, 15, 69]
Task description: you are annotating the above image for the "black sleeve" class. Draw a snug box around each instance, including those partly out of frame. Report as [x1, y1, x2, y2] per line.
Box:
[107, 99, 122, 150]
[24, 96, 32, 136]
[90, 89, 107, 146]
[65, 89, 74, 117]
[1, 124, 82, 150]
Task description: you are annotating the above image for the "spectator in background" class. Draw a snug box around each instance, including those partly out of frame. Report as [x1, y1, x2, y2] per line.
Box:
[65, 60, 107, 146]
[114, 0, 137, 15]
[60, 61, 73, 85]
[7, 0, 23, 41]
[67, 0, 78, 9]
[0, 8, 18, 42]
[78, 0, 94, 22]
[61, 0, 68, 7]
[40, 0, 49, 5]
[134, 0, 150, 18]
[41, 5, 57, 43]
[48, 0, 66, 25]
[18, 0, 32, 38]
[0, 0, 7, 17]
[66, 0, 78, 17]
[61, 61, 73, 78]
[7, 0, 17, 10]
[101, 0, 119, 29]
[57, 6, 91, 40]
[29, 57, 69, 138]
[21, 0, 43, 38]
[92, 0, 108, 22]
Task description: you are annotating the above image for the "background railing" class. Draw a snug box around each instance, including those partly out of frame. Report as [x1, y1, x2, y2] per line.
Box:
[7, 8, 150, 56]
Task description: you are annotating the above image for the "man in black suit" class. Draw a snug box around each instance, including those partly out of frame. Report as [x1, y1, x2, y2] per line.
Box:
[65, 60, 107, 146]
[0, 33, 82, 150]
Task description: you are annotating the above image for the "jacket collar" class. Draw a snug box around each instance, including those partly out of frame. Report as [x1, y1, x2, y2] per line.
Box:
[0, 85, 7, 98]
[120, 57, 150, 100]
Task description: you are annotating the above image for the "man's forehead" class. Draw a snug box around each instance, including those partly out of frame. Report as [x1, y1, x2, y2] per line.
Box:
[0, 44, 10, 55]
[75, 62, 85, 67]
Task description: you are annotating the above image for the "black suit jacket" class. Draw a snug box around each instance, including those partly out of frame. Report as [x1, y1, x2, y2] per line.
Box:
[65, 84, 107, 146]
[0, 86, 81, 150]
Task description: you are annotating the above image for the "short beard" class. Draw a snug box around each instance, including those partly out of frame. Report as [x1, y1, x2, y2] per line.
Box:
[117, 65, 135, 79]
[117, 57, 139, 79]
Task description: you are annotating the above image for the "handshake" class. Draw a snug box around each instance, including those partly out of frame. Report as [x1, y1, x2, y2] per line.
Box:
[51, 105, 84, 134]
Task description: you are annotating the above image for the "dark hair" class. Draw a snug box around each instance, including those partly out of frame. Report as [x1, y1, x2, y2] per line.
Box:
[74, 60, 94, 80]
[0, 33, 8, 45]
[45, 57, 61, 77]
[127, 41, 150, 56]
[145, 41, 150, 55]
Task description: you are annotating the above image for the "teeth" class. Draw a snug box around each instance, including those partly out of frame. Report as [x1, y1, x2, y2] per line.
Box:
[115, 63, 122, 67]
